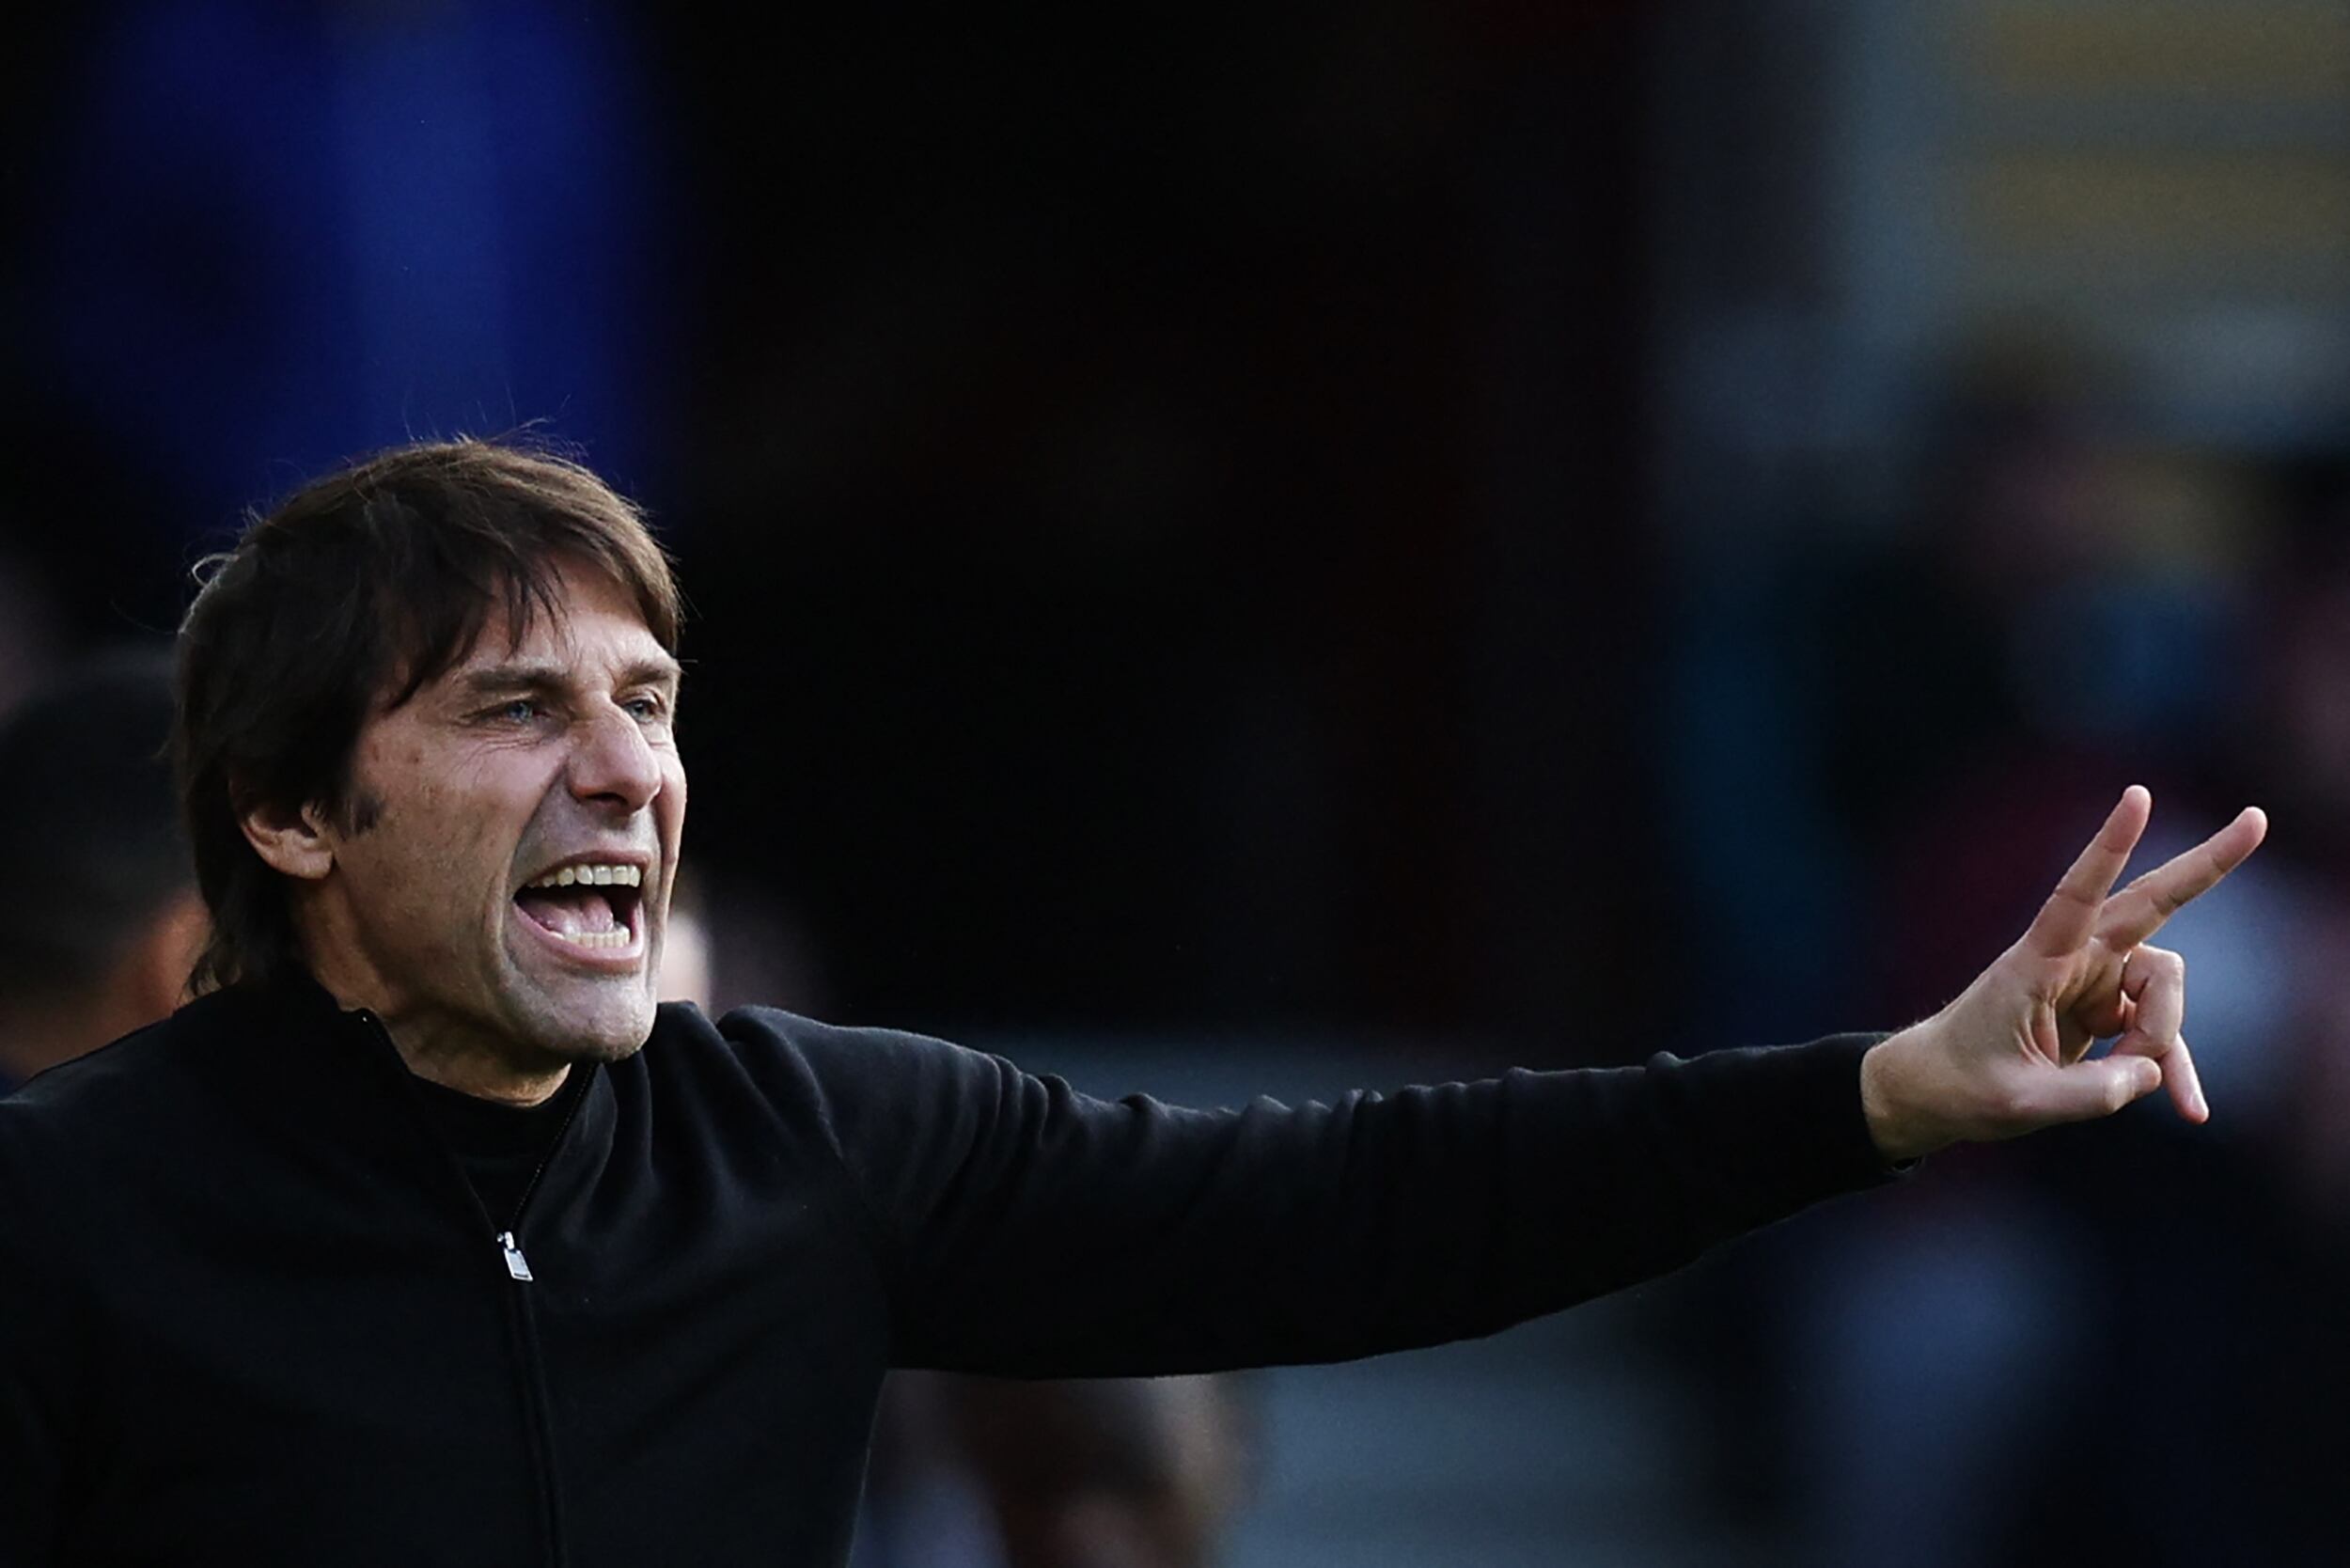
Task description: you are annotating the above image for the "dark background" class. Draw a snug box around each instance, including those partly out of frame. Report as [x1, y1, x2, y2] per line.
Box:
[1, 1, 1653, 1047]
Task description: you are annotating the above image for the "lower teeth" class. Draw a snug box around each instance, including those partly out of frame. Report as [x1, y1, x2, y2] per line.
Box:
[555, 929, 630, 949]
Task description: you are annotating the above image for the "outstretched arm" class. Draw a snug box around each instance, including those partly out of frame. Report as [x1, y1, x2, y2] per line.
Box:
[763, 786, 2264, 1378]
[787, 1021, 1897, 1378]
[1859, 786, 2266, 1162]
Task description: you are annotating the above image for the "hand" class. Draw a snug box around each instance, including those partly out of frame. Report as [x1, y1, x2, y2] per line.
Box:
[1860, 786, 2268, 1163]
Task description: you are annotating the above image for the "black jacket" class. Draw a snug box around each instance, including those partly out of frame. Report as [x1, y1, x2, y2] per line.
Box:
[0, 976, 1895, 1566]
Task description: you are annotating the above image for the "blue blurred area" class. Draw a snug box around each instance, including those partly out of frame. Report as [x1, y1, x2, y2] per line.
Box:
[15, 0, 668, 536]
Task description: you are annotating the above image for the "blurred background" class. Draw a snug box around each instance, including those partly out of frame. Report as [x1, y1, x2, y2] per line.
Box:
[4, 0, 2348, 1562]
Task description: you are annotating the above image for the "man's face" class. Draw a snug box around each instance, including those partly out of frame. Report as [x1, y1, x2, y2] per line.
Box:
[301, 561, 686, 1077]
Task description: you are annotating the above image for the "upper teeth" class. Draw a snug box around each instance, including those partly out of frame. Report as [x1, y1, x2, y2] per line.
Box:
[525, 863, 643, 889]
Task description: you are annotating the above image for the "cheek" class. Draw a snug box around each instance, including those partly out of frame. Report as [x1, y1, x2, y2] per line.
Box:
[358, 778, 527, 907]
[360, 820, 499, 923]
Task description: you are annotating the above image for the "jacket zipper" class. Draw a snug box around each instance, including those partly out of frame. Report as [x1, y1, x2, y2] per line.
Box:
[500, 1076, 590, 1278]
[493, 1054, 593, 1568]
[352, 1008, 590, 1568]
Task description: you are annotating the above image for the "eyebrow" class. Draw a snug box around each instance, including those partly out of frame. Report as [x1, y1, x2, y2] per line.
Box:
[455, 655, 685, 698]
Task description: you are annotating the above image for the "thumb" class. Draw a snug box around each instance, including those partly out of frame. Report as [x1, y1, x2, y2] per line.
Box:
[2026, 1055, 2161, 1127]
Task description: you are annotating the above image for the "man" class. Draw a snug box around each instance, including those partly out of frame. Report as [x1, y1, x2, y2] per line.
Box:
[0, 440, 2264, 1567]
[0, 651, 206, 1094]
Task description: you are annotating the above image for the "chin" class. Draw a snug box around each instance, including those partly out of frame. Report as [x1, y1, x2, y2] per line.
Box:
[509, 981, 658, 1063]
[498, 924, 665, 1060]
[560, 1032, 651, 1066]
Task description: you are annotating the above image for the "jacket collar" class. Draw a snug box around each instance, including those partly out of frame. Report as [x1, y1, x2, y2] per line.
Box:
[184, 967, 619, 1232]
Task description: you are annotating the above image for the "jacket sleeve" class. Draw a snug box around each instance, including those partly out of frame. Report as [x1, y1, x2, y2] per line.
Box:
[766, 1017, 1902, 1377]
[0, 1127, 71, 1564]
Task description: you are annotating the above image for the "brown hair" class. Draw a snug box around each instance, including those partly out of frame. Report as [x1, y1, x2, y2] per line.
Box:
[174, 438, 683, 992]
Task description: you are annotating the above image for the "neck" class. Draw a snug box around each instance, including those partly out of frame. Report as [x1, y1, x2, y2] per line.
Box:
[379, 1019, 572, 1107]
[287, 873, 618, 1104]
[301, 958, 570, 1108]
[292, 890, 572, 1106]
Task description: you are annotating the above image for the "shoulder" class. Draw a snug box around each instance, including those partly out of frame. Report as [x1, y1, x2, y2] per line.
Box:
[0, 989, 254, 1157]
[0, 992, 269, 1284]
[639, 1002, 1013, 1129]
[652, 1001, 982, 1078]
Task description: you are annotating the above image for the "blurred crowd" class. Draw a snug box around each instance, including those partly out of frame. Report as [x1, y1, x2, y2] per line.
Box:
[1660, 348, 2350, 1565]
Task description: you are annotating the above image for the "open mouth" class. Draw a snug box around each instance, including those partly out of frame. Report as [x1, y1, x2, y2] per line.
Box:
[513, 861, 647, 954]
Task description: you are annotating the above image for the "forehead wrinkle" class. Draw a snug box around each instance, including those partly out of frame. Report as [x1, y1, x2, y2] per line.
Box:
[454, 662, 572, 696]
[453, 650, 682, 697]
[620, 653, 684, 690]
[437, 565, 678, 701]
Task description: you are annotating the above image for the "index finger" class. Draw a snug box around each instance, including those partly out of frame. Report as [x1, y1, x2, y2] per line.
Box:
[2020, 786, 2153, 959]
[2096, 806, 2269, 949]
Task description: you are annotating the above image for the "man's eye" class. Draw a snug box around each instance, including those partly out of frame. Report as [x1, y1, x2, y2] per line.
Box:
[625, 696, 670, 721]
[493, 699, 543, 723]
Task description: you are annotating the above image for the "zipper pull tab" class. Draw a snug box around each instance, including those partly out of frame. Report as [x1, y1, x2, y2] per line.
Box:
[498, 1231, 535, 1282]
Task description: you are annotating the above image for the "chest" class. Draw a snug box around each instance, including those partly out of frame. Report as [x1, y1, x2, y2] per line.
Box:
[59, 1130, 889, 1567]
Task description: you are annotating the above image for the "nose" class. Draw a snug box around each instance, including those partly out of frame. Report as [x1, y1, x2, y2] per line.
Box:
[567, 701, 665, 814]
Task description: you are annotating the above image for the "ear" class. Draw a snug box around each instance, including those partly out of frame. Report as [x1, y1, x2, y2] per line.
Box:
[239, 796, 337, 881]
